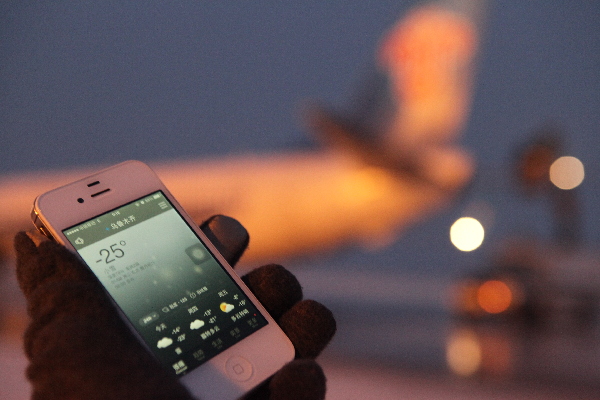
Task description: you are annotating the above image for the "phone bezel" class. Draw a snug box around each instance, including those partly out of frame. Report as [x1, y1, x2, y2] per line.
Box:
[31, 160, 295, 400]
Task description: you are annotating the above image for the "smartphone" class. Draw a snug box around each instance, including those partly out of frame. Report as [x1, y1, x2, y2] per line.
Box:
[30, 160, 294, 400]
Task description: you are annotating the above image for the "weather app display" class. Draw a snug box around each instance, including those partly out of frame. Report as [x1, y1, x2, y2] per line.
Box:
[63, 191, 267, 376]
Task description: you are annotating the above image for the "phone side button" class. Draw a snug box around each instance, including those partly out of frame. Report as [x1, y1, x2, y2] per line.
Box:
[225, 356, 253, 382]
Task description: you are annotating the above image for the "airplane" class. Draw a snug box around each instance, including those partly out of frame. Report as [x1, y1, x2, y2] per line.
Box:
[0, 1, 484, 266]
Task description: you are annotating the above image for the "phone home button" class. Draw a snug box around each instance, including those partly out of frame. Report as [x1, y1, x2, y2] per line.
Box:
[225, 356, 253, 382]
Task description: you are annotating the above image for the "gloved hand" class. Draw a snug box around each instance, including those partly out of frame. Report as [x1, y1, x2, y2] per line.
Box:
[15, 215, 336, 400]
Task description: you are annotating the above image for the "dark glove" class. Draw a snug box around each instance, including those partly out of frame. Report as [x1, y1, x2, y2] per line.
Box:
[15, 215, 336, 400]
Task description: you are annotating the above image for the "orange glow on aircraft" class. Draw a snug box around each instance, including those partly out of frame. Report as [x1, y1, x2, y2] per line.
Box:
[379, 6, 478, 146]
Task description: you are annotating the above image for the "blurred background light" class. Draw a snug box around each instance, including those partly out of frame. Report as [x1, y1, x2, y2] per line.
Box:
[450, 217, 484, 251]
[549, 156, 585, 190]
[446, 329, 482, 377]
[476, 280, 512, 314]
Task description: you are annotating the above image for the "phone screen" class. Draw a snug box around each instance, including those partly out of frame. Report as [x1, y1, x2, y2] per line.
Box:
[62, 191, 268, 376]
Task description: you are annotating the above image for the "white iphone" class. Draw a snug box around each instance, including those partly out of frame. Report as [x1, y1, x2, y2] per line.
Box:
[30, 160, 295, 400]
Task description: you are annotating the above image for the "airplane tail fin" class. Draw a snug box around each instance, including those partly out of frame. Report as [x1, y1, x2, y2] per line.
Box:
[307, 0, 485, 192]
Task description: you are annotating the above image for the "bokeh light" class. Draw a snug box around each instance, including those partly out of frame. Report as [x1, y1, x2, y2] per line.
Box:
[450, 217, 484, 251]
[446, 329, 482, 376]
[477, 280, 512, 314]
[549, 156, 584, 190]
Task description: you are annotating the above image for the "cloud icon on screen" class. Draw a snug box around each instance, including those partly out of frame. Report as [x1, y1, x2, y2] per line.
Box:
[190, 319, 205, 330]
[220, 302, 234, 313]
[157, 337, 173, 349]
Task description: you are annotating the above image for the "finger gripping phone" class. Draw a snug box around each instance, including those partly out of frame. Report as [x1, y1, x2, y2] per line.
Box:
[30, 160, 294, 400]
